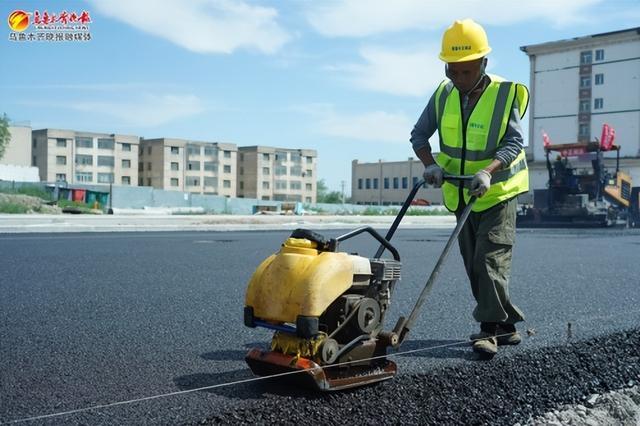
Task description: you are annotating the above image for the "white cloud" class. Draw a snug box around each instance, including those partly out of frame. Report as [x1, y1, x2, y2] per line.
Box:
[296, 104, 413, 144]
[331, 45, 443, 97]
[306, 0, 604, 37]
[19, 94, 205, 127]
[89, 0, 290, 54]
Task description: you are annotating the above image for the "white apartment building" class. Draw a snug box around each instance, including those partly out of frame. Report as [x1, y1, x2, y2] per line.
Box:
[31, 129, 139, 186]
[0, 124, 39, 182]
[139, 138, 237, 197]
[237, 146, 317, 203]
[521, 27, 640, 190]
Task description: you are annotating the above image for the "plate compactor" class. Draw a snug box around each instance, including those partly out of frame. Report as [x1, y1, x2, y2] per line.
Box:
[244, 176, 476, 391]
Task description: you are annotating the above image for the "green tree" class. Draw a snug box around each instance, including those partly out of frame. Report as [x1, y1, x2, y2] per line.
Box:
[316, 179, 344, 204]
[0, 114, 10, 160]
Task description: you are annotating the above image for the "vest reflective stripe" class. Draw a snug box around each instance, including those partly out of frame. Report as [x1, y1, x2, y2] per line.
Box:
[433, 74, 530, 212]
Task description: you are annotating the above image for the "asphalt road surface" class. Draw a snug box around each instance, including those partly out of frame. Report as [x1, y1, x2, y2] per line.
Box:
[1, 228, 639, 424]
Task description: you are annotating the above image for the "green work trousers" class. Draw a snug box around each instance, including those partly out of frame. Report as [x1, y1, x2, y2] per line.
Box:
[456, 197, 525, 324]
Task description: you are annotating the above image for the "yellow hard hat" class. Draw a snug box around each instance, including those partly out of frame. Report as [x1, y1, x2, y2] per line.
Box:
[439, 19, 492, 63]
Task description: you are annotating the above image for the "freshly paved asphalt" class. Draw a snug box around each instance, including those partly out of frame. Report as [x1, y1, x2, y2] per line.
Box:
[1, 227, 639, 424]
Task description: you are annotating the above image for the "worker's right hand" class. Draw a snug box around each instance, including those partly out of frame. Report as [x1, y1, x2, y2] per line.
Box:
[423, 164, 444, 188]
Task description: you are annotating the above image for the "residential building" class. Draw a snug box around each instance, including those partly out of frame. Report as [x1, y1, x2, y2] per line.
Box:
[1, 124, 32, 167]
[31, 129, 139, 185]
[139, 138, 237, 197]
[521, 27, 640, 192]
[237, 146, 317, 203]
[351, 159, 442, 205]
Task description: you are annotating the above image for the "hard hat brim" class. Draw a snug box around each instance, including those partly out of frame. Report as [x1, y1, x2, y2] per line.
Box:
[439, 47, 492, 63]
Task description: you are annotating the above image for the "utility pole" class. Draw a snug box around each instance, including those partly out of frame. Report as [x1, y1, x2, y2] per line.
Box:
[340, 180, 345, 204]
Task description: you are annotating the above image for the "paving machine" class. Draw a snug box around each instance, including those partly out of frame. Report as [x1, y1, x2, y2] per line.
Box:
[517, 140, 633, 227]
[244, 175, 475, 391]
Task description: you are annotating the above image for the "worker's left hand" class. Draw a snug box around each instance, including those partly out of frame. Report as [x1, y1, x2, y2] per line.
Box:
[469, 170, 492, 197]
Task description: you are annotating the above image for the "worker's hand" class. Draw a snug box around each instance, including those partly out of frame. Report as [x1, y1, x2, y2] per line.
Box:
[469, 170, 492, 197]
[423, 164, 444, 188]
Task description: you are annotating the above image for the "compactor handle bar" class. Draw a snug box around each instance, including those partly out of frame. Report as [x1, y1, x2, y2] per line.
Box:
[373, 174, 473, 259]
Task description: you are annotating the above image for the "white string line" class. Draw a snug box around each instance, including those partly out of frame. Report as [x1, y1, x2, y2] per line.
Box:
[5, 309, 639, 424]
[2, 335, 488, 424]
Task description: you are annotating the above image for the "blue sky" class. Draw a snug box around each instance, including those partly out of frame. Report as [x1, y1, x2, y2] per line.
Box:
[2, 0, 640, 194]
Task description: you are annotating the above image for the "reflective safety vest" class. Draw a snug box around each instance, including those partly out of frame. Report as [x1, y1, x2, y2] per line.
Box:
[434, 74, 530, 212]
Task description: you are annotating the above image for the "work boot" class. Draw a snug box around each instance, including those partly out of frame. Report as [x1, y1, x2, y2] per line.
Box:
[470, 323, 521, 346]
[471, 323, 498, 355]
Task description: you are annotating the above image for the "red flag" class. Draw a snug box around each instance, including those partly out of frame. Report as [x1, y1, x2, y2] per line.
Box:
[600, 124, 609, 150]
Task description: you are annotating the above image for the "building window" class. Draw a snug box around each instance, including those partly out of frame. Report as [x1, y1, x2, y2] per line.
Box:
[306, 156, 313, 164]
[290, 152, 302, 163]
[139, 178, 144, 186]
[98, 156, 115, 167]
[97, 173, 114, 183]
[147, 162, 152, 171]
[223, 180, 231, 188]
[595, 73, 604, 85]
[262, 181, 270, 190]
[171, 146, 179, 155]
[188, 161, 200, 171]
[239, 181, 244, 190]
[306, 183, 312, 191]
[393, 177, 399, 189]
[56, 155, 66, 165]
[305, 197, 312, 203]
[595, 49, 604, 61]
[263, 153, 270, 161]
[56, 138, 67, 148]
[147, 146, 152, 155]
[171, 162, 179, 171]
[358, 179, 363, 190]
[56, 173, 66, 182]
[204, 177, 217, 187]
[373, 178, 378, 189]
[579, 124, 590, 137]
[187, 177, 200, 186]
[122, 159, 131, 168]
[138, 162, 143, 172]
[122, 143, 131, 152]
[170, 178, 179, 187]
[187, 146, 200, 156]
[290, 181, 302, 190]
[276, 180, 287, 190]
[121, 176, 131, 185]
[305, 169, 312, 177]
[384, 177, 389, 189]
[580, 76, 591, 88]
[204, 162, 217, 172]
[223, 150, 231, 159]
[263, 167, 270, 175]
[75, 137, 93, 148]
[275, 165, 287, 176]
[365, 178, 371, 189]
[223, 165, 232, 173]
[412, 177, 419, 186]
[204, 146, 217, 156]
[76, 172, 93, 182]
[402, 177, 408, 189]
[290, 166, 302, 176]
[580, 50, 592, 64]
[98, 138, 115, 150]
[594, 98, 603, 110]
[147, 178, 152, 186]
[75, 154, 93, 165]
[579, 100, 590, 112]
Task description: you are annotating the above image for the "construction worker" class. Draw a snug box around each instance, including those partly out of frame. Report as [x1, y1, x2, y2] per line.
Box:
[410, 19, 529, 356]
